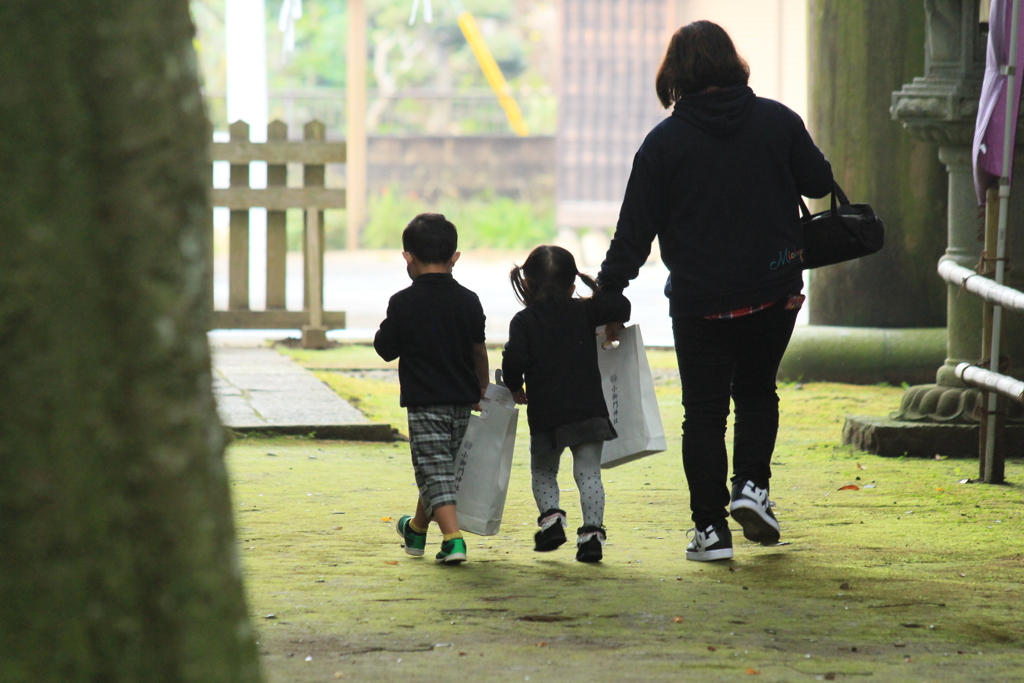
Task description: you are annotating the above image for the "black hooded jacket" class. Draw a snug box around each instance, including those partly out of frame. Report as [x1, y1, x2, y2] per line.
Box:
[598, 86, 834, 317]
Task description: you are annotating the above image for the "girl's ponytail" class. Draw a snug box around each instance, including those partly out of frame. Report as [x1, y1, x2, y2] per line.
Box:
[510, 264, 530, 306]
[577, 271, 600, 296]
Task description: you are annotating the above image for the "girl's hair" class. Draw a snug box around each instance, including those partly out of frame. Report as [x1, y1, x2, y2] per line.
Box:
[655, 20, 750, 107]
[510, 245, 600, 306]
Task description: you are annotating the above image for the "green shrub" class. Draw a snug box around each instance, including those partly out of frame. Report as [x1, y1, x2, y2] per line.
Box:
[360, 188, 554, 250]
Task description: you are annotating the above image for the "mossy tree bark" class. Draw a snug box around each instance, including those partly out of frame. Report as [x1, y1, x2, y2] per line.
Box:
[0, 2, 261, 681]
[807, 1, 948, 327]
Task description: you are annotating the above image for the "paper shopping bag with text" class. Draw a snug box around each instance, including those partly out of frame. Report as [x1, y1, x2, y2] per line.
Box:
[454, 376, 518, 535]
[596, 324, 667, 468]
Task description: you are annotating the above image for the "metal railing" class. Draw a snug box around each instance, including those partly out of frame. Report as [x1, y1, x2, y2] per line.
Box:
[938, 234, 1024, 483]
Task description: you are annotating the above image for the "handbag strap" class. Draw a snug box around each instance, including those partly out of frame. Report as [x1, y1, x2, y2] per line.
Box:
[798, 180, 848, 218]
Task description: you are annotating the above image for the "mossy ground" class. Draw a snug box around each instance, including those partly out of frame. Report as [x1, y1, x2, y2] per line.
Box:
[231, 345, 1024, 682]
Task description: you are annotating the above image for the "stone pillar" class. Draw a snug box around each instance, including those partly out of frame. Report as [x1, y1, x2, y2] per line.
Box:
[845, 0, 1023, 455]
[936, 145, 985, 388]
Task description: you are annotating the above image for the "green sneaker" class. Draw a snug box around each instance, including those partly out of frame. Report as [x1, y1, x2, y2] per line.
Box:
[435, 537, 467, 565]
[396, 515, 426, 557]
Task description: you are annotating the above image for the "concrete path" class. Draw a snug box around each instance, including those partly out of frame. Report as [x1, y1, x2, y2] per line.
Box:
[212, 346, 392, 441]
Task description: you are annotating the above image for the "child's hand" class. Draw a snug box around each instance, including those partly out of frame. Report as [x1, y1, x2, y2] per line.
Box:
[511, 390, 528, 405]
[604, 322, 624, 342]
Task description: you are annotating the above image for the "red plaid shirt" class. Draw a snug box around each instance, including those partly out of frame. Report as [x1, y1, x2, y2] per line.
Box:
[704, 294, 805, 320]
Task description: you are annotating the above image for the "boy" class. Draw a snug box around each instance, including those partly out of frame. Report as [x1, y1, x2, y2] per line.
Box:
[374, 213, 489, 565]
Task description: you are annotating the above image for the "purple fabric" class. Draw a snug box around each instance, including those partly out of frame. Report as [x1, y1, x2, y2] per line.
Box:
[974, 0, 1024, 205]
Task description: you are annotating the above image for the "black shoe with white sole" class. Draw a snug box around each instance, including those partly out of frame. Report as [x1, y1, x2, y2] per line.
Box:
[730, 480, 781, 545]
[685, 521, 733, 562]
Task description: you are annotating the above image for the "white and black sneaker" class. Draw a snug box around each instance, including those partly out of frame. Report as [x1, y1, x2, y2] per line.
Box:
[685, 521, 733, 562]
[730, 480, 781, 545]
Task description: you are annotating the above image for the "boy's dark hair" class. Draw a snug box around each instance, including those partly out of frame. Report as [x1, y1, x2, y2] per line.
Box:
[402, 213, 458, 264]
[510, 245, 599, 306]
[655, 20, 750, 107]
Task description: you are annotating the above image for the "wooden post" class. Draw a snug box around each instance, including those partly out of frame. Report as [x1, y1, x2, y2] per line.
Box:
[979, 187, 1006, 483]
[302, 205, 327, 348]
[346, 0, 367, 250]
[228, 120, 250, 311]
[208, 159, 216, 314]
[302, 119, 328, 349]
[302, 120, 326, 312]
[265, 120, 288, 310]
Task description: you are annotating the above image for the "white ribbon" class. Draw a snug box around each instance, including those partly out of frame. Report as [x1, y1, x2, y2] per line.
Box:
[408, 0, 433, 25]
[278, 0, 303, 53]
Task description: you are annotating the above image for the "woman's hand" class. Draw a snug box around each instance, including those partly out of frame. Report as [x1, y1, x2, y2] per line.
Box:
[604, 322, 624, 342]
[511, 390, 528, 405]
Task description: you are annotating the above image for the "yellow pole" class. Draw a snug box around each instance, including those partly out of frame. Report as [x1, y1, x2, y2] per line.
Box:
[456, 11, 530, 136]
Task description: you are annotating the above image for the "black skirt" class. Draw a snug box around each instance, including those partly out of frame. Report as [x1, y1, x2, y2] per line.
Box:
[535, 416, 617, 451]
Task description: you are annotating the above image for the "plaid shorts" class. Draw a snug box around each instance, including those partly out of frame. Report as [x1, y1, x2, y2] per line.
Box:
[407, 405, 472, 515]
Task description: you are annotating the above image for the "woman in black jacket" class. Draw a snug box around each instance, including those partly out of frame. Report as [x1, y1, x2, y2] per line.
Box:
[597, 21, 833, 561]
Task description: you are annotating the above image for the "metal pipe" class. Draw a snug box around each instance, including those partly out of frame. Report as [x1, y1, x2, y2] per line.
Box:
[937, 259, 1024, 311]
[956, 362, 1024, 403]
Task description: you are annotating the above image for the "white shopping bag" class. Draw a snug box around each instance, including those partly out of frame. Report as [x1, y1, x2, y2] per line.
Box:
[597, 324, 667, 468]
[454, 372, 519, 536]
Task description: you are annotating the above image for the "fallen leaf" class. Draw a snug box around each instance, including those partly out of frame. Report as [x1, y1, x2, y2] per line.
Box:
[334, 673, 345, 680]
[745, 668, 761, 675]
[332, 526, 343, 530]
[458, 652, 468, 656]
[856, 463, 866, 470]
[840, 582, 850, 590]
[673, 616, 683, 623]
[904, 655, 913, 662]
[959, 572, 967, 577]
[384, 560, 398, 565]
[935, 487, 946, 492]
[707, 646, 716, 651]
[838, 484, 860, 491]
[934, 454, 948, 460]
[824, 674, 837, 681]
[536, 642, 547, 647]
[381, 516, 393, 522]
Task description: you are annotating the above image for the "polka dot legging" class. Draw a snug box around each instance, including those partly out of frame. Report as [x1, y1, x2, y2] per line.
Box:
[530, 437, 605, 528]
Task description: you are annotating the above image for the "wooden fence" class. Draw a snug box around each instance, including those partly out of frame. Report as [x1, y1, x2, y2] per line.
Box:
[210, 119, 346, 348]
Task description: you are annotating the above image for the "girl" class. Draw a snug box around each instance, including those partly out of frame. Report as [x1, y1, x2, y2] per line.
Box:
[501, 246, 630, 562]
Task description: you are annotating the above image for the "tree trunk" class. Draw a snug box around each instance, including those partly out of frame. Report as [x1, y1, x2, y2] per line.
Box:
[0, 2, 261, 681]
[807, 0, 948, 327]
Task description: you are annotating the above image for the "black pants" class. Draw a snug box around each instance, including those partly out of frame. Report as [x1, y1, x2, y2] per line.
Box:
[672, 301, 798, 529]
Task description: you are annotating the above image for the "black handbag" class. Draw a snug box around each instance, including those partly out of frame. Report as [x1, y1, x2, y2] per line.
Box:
[799, 182, 884, 269]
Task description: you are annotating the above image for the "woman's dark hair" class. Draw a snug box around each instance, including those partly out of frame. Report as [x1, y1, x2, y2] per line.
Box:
[655, 20, 750, 107]
[510, 245, 599, 306]
[402, 213, 458, 263]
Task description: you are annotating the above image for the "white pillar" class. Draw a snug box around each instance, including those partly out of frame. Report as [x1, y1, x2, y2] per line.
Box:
[226, 0, 270, 310]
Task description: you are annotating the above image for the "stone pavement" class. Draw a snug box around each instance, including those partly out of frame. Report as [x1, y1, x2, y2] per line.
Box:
[212, 345, 392, 441]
